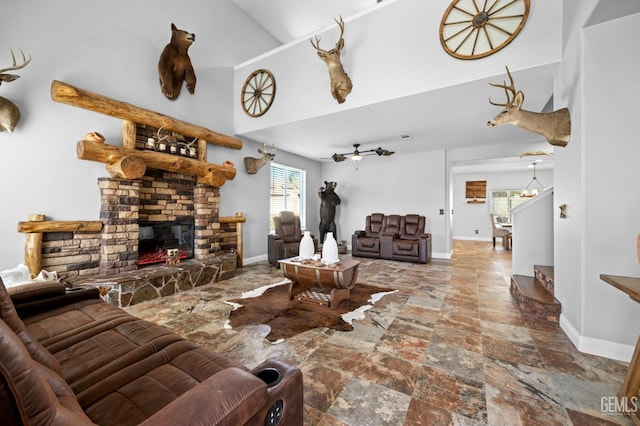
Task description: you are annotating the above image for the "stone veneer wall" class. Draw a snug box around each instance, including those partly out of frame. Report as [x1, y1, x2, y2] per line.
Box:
[99, 178, 140, 276]
[39, 170, 233, 280]
[219, 222, 238, 253]
[41, 231, 101, 278]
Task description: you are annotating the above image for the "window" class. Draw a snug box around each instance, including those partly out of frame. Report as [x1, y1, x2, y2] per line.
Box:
[270, 163, 306, 231]
[490, 190, 528, 223]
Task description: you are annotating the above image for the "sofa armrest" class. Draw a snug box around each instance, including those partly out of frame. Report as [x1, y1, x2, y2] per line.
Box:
[379, 232, 396, 260]
[418, 233, 432, 264]
[268, 234, 285, 267]
[250, 358, 304, 426]
[141, 367, 269, 426]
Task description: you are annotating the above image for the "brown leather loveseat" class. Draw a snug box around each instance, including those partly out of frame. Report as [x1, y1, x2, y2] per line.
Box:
[0, 278, 303, 426]
[352, 213, 431, 264]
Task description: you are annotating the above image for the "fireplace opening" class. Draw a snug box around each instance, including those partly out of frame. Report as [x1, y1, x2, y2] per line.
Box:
[138, 220, 195, 266]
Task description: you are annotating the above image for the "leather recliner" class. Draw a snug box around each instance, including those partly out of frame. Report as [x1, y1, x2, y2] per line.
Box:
[352, 213, 431, 264]
[268, 211, 317, 267]
[351, 213, 387, 258]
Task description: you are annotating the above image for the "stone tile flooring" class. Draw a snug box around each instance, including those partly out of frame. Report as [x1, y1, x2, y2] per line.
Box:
[125, 240, 633, 425]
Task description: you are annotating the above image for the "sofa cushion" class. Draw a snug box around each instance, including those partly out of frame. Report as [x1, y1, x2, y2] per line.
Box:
[8, 280, 66, 304]
[365, 213, 386, 236]
[0, 318, 94, 425]
[357, 237, 380, 253]
[0, 277, 63, 376]
[384, 215, 401, 234]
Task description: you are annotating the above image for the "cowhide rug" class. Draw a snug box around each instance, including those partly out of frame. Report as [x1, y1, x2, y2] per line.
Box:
[225, 279, 397, 343]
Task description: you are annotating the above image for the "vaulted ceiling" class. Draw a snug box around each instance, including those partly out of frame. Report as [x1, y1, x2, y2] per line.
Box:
[231, 0, 640, 172]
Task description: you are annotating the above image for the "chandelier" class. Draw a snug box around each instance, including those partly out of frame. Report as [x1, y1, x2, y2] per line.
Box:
[522, 162, 545, 197]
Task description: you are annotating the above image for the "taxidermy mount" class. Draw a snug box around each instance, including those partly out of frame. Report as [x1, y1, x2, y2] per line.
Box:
[487, 66, 570, 147]
[0, 48, 31, 132]
[310, 16, 353, 104]
[158, 23, 196, 100]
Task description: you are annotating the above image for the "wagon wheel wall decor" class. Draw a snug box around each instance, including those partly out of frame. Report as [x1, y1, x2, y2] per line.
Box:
[440, 0, 530, 60]
[241, 69, 276, 117]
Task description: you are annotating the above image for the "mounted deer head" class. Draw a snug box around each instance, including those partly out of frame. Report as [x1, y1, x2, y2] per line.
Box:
[487, 66, 571, 147]
[0, 49, 31, 133]
[244, 144, 276, 175]
[310, 16, 353, 104]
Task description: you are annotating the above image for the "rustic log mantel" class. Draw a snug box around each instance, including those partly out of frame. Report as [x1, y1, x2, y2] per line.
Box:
[51, 80, 241, 187]
[76, 140, 236, 186]
[51, 80, 242, 150]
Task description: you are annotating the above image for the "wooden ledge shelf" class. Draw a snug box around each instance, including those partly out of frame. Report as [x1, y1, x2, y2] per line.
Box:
[51, 80, 242, 150]
[50, 80, 241, 187]
[76, 140, 235, 187]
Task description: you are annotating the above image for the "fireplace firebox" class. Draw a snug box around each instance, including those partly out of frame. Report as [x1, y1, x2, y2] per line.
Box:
[138, 220, 195, 266]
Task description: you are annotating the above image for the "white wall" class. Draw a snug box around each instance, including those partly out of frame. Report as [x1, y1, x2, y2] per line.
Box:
[320, 150, 447, 256]
[452, 168, 554, 241]
[0, 0, 319, 268]
[555, 7, 640, 361]
[234, 0, 563, 135]
[212, 139, 322, 262]
[511, 189, 554, 276]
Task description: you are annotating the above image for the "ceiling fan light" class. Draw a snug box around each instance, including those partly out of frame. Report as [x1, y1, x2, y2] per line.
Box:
[351, 154, 362, 162]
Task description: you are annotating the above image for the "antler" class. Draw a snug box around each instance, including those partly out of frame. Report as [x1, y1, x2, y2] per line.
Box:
[309, 16, 345, 53]
[489, 66, 517, 107]
[334, 16, 346, 44]
[0, 49, 31, 83]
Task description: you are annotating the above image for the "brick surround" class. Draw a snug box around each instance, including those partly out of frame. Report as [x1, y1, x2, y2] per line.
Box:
[38, 169, 239, 306]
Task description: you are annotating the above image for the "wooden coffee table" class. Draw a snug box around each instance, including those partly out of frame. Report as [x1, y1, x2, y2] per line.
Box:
[278, 257, 360, 309]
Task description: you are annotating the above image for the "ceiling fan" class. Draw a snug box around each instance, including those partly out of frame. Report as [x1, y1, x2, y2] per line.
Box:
[327, 143, 395, 162]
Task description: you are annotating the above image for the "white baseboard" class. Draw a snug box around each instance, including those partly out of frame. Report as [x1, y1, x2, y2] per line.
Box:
[243, 254, 268, 265]
[560, 314, 634, 362]
[453, 236, 492, 242]
[432, 251, 452, 260]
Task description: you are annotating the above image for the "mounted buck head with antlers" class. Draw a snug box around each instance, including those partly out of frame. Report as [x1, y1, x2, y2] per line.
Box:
[244, 144, 276, 175]
[311, 16, 353, 104]
[487, 66, 571, 147]
[0, 49, 31, 133]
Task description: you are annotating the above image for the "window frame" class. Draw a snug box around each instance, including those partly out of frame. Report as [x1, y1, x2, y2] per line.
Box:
[269, 162, 306, 232]
[490, 189, 528, 224]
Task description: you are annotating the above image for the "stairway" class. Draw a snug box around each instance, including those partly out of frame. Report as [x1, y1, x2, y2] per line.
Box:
[510, 265, 560, 325]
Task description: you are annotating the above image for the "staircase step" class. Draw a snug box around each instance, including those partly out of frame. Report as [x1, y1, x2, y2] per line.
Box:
[534, 265, 555, 296]
[510, 274, 561, 325]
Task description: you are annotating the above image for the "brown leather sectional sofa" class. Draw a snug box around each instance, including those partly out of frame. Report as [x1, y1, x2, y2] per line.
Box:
[0, 278, 303, 426]
[352, 213, 432, 264]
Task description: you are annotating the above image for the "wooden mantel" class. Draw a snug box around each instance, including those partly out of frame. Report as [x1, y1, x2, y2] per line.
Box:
[51, 80, 242, 150]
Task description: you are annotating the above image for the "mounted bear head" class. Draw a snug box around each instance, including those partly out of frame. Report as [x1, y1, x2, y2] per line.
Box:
[158, 23, 196, 100]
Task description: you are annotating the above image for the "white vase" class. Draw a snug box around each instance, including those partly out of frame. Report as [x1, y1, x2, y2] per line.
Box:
[322, 232, 339, 263]
[299, 231, 315, 259]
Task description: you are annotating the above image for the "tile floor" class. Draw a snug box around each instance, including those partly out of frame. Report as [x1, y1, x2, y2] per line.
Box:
[125, 240, 634, 425]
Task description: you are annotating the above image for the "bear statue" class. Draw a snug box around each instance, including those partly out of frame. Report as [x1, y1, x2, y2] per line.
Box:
[318, 181, 341, 244]
[158, 23, 196, 100]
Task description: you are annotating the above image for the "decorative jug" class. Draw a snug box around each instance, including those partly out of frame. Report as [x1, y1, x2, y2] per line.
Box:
[299, 231, 315, 259]
[322, 232, 339, 263]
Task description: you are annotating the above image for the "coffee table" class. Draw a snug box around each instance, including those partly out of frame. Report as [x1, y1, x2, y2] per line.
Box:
[278, 257, 360, 309]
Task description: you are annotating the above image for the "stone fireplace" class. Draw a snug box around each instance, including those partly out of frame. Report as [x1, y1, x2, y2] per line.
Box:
[32, 171, 241, 307]
[23, 83, 246, 307]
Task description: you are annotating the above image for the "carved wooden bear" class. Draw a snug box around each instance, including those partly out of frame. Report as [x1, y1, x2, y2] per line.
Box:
[318, 181, 341, 244]
[158, 23, 196, 100]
